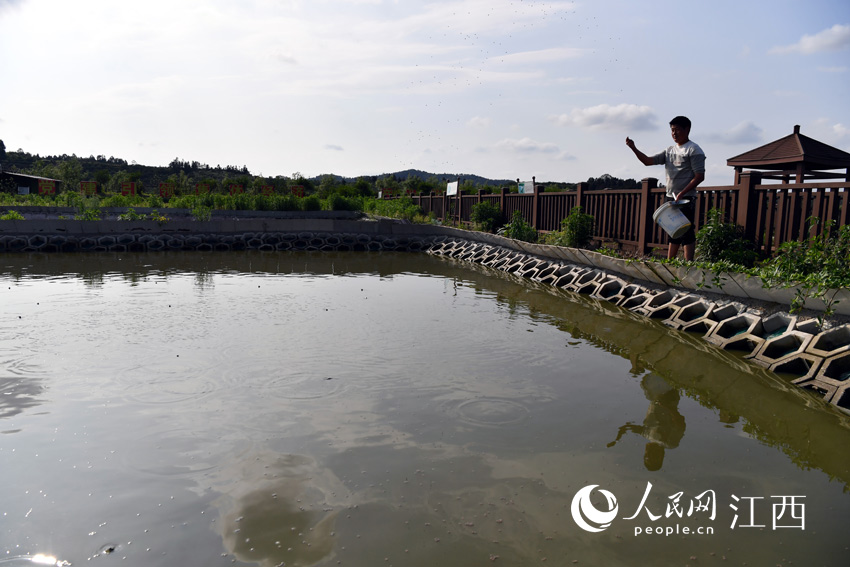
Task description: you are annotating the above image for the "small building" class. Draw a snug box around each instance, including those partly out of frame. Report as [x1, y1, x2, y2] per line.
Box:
[0, 169, 63, 195]
[727, 125, 850, 184]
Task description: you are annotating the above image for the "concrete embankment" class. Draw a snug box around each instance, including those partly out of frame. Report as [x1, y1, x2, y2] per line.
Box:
[1, 210, 848, 411]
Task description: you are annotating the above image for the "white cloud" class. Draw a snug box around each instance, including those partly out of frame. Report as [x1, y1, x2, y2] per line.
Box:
[487, 47, 586, 66]
[818, 66, 848, 73]
[834, 124, 850, 138]
[495, 137, 560, 154]
[550, 104, 658, 131]
[325, 144, 344, 151]
[770, 24, 850, 55]
[466, 116, 491, 128]
[704, 121, 764, 145]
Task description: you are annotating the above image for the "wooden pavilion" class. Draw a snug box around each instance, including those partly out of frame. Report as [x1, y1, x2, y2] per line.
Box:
[727, 125, 850, 184]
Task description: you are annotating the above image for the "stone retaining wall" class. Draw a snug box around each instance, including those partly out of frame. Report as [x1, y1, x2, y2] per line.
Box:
[0, 216, 847, 411]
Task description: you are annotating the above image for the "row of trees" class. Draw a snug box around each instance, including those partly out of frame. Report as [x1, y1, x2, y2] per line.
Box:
[1, 142, 640, 199]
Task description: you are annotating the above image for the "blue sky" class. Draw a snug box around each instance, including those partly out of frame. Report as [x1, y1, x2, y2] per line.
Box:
[1, 0, 848, 186]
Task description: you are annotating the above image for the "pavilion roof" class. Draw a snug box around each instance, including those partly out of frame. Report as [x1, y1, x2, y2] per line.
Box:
[727, 125, 850, 172]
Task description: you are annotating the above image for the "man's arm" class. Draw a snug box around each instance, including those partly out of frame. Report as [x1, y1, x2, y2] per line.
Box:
[677, 172, 705, 201]
[626, 137, 654, 166]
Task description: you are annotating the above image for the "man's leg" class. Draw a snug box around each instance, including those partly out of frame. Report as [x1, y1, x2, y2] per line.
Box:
[668, 243, 680, 259]
[683, 242, 694, 261]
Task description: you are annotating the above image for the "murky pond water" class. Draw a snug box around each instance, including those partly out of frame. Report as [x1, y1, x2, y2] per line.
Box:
[1, 251, 849, 567]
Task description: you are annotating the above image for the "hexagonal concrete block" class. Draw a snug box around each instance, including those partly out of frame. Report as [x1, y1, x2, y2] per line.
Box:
[661, 295, 702, 328]
[750, 330, 814, 367]
[533, 263, 563, 284]
[503, 255, 527, 274]
[617, 284, 644, 301]
[594, 278, 625, 300]
[553, 267, 581, 288]
[641, 290, 682, 320]
[680, 317, 719, 338]
[760, 313, 797, 339]
[574, 279, 601, 295]
[793, 378, 838, 402]
[806, 323, 850, 359]
[706, 304, 741, 323]
[519, 259, 548, 278]
[705, 312, 761, 346]
[829, 382, 850, 410]
[571, 269, 599, 286]
[794, 318, 822, 335]
[619, 292, 654, 311]
[769, 352, 823, 383]
[719, 333, 765, 357]
[670, 299, 712, 327]
[815, 350, 850, 388]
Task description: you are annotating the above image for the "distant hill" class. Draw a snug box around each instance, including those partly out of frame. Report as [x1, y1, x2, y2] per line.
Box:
[1, 144, 636, 192]
[310, 169, 515, 187]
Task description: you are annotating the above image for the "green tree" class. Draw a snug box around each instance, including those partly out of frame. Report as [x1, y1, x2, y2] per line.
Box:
[317, 174, 340, 198]
[470, 201, 504, 233]
[401, 174, 427, 196]
[350, 177, 374, 197]
[459, 179, 477, 194]
[105, 170, 130, 194]
[376, 175, 400, 196]
[95, 169, 111, 188]
[58, 159, 83, 192]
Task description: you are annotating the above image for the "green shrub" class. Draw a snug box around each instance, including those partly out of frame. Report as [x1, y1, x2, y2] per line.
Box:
[169, 195, 198, 209]
[0, 210, 25, 220]
[758, 219, 850, 315]
[557, 206, 595, 248]
[301, 195, 322, 211]
[470, 201, 503, 232]
[362, 197, 423, 221]
[100, 194, 132, 208]
[232, 193, 253, 210]
[74, 198, 102, 221]
[117, 208, 143, 221]
[191, 205, 213, 221]
[271, 195, 301, 211]
[59, 191, 84, 208]
[326, 193, 362, 211]
[696, 208, 758, 267]
[147, 195, 164, 209]
[147, 209, 170, 225]
[501, 210, 537, 242]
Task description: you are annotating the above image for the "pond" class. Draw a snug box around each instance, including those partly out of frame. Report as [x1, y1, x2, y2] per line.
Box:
[1, 251, 849, 567]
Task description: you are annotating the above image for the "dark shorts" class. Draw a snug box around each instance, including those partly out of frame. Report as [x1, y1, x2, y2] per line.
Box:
[669, 199, 696, 245]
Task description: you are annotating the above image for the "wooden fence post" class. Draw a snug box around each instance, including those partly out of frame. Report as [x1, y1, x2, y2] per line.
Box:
[736, 171, 761, 244]
[576, 181, 587, 210]
[637, 177, 658, 255]
[456, 177, 462, 225]
[532, 176, 540, 229]
[441, 187, 447, 222]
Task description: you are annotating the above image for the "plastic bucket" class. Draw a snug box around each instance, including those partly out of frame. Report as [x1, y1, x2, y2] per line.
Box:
[652, 201, 691, 239]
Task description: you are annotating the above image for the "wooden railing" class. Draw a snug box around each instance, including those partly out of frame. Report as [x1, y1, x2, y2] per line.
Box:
[401, 172, 850, 255]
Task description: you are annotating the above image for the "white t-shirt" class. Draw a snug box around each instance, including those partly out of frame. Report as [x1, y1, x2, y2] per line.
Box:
[652, 140, 706, 199]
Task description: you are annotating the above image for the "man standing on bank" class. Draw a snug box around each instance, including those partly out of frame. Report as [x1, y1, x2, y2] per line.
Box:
[626, 116, 705, 261]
